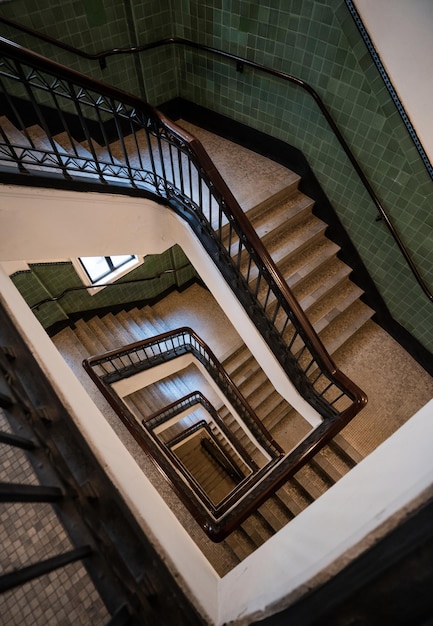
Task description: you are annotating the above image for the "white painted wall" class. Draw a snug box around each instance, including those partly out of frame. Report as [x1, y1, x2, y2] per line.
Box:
[2, 262, 433, 625]
[1, 184, 433, 624]
[355, 0, 433, 163]
[0, 183, 322, 426]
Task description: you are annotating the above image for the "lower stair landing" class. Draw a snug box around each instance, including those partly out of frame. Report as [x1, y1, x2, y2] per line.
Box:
[52, 283, 433, 576]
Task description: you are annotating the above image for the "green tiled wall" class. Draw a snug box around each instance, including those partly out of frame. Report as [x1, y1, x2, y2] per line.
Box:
[11, 246, 197, 330]
[2, 1, 432, 351]
[0, 0, 175, 103]
[168, 0, 433, 352]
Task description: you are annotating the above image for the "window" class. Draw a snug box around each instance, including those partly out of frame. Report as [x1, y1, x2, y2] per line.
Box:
[73, 255, 142, 294]
[79, 255, 137, 284]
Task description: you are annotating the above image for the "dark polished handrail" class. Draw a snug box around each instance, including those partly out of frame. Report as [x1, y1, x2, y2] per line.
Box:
[145, 390, 258, 471]
[83, 327, 361, 540]
[84, 326, 283, 457]
[0, 38, 366, 428]
[0, 17, 430, 301]
[0, 36, 366, 427]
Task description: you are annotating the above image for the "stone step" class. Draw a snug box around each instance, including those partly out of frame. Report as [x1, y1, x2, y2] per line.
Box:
[238, 214, 328, 283]
[281, 238, 342, 292]
[241, 512, 274, 548]
[292, 464, 331, 501]
[53, 130, 108, 180]
[223, 189, 313, 256]
[0, 117, 57, 174]
[319, 298, 375, 356]
[292, 256, 352, 312]
[224, 528, 257, 561]
[248, 191, 314, 241]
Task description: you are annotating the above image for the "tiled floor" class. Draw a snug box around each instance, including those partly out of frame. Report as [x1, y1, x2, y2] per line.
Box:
[0, 408, 109, 626]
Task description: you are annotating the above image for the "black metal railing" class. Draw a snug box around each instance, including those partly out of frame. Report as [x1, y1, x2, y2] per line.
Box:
[0, 36, 367, 430]
[83, 327, 282, 458]
[0, 18, 430, 301]
[145, 390, 259, 472]
[83, 328, 361, 540]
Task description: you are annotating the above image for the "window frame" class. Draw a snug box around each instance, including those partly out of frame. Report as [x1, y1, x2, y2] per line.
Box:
[72, 255, 142, 295]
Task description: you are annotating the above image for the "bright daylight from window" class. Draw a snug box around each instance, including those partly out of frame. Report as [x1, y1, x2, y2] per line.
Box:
[79, 255, 137, 284]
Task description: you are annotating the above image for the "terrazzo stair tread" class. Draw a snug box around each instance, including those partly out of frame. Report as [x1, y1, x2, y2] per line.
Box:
[204, 466, 234, 494]
[130, 379, 180, 415]
[292, 465, 330, 501]
[125, 390, 160, 419]
[1, 117, 34, 148]
[282, 239, 342, 291]
[79, 139, 128, 184]
[260, 213, 327, 258]
[330, 433, 364, 465]
[123, 395, 151, 422]
[223, 351, 260, 388]
[276, 482, 311, 516]
[90, 313, 134, 346]
[317, 298, 375, 356]
[312, 443, 355, 480]
[270, 411, 314, 455]
[219, 421, 260, 461]
[108, 129, 155, 169]
[81, 138, 124, 165]
[252, 240, 344, 326]
[240, 512, 274, 547]
[236, 214, 328, 281]
[53, 131, 106, 179]
[316, 441, 356, 476]
[73, 318, 110, 356]
[219, 418, 257, 453]
[52, 326, 88, 363]
[246, 382, 288, 421]
[257, 498, 290, 533]
[53, 131, 94, 159]
[281, 280, 367, 357]
[85, 317, 122, 352]
[114, 310, 149, 341]
[177, 119, 301, 212]
[291, 257, 353, 312]
[126, 389, 160, 419]
[144, 377, 187, 411]
[221, 344, 255, 379]
[223, 528, 256, 561]
[235, 371, 272, 408]
[309, 452, 346, 484]
[119, 308, 162, 340]
[96, 313, 137, 347]
[247, 192, 315, 242]
[222, 189, 313, 256]
[208, 424, 245, 469]
[0, 117, 56, 173]
[304, 279, 365, 331]
[24, 124, 69, 174]
[252, 238, 342, 314]
[244, 182, 306, 220]
[161, 373, 194, 403]
[143, 308, 171, 335]
[260, 399, 299, 433]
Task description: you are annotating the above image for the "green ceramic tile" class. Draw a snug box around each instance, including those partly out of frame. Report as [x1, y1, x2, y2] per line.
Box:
[1, 0, 432, 350]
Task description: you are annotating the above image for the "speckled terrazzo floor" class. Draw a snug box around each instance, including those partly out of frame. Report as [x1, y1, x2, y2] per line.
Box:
[7, 118, 432, 624]
[154, 285, 433, 459]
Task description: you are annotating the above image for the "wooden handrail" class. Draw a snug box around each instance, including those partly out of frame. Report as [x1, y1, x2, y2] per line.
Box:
[84, 327, 283, 456]
[1, 20, 430, 301]
[0, 36, 366, 423]
[145, 390, 259, 471]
